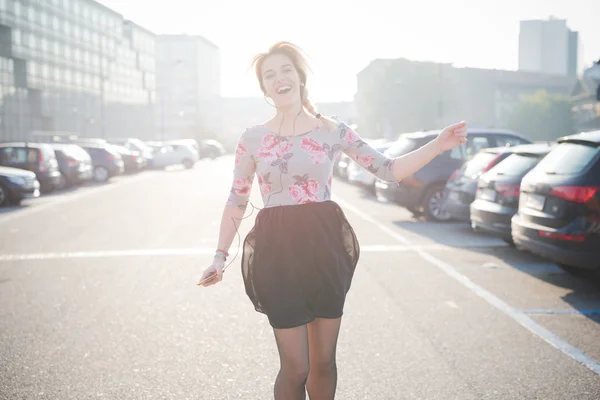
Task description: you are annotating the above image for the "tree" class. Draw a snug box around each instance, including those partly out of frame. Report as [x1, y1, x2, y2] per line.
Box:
[506, 90, 575, 141]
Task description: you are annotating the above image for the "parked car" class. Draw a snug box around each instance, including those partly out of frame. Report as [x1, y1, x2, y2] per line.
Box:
[50, 143, 94, 189]
[375, 129, 532, 221]
[0, 166, 40, 206]
[469, 143, 555, 243]
[108, 138, 154, 167]
[0, 142, 61, 192]
[111, 145, 145, 173]
[79, 144, 125, 182]
[151, 142, 199, 169]
[511, 130, 600, 270]
[199, 139, 226, 159]
[443, 144, 547, 221]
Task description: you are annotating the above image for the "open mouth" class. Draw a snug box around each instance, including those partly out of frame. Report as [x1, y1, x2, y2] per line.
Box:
[276, 86, 292, 94]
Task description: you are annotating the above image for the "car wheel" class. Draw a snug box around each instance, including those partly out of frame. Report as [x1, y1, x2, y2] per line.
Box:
[423, 184, 452, 222]
[94, 166, 109, 182]
[183, 158, 194, 169]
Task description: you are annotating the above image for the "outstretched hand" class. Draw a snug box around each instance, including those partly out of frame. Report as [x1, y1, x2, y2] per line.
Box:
[436, 121, 468, 152]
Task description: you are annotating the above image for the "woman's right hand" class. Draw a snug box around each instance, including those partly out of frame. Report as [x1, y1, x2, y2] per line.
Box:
[197, 257, 225, 287]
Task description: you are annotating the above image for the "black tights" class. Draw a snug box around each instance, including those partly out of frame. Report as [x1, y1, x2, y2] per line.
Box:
[273, 317, 342, 400]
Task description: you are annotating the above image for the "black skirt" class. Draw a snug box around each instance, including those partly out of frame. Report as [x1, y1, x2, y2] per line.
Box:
[241, 200, 360, 329]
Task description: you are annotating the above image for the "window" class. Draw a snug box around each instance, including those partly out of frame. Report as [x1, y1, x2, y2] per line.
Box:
[490, 154, 542, 176]
[12, 29, 21, 45]
[533, 143, 599, 175]
[0, 147, 30, 165]
[466, 136, 491, 158]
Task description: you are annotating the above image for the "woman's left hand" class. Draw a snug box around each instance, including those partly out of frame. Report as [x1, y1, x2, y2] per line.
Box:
[436, 121, 468, 152]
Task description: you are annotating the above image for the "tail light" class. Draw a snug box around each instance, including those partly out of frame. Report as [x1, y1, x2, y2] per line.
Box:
[550, 186, 598, 203]
[538, 231, 586, 242]
[449, 169, 460, 181]
[67, 157, 77, 167]
[38, 151, 47, 173]
[495, 183, 520, 198]
[482, 154, 503, 173]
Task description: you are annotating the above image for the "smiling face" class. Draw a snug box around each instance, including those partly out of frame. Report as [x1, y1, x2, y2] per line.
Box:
[260, 53, 304, 109]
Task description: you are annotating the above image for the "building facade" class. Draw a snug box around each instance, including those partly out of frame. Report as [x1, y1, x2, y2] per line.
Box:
[155, 34, 220, 141]
[0, 0, 156, 142]
[355, 58, 577, 141]
[518, 18, 580, 78]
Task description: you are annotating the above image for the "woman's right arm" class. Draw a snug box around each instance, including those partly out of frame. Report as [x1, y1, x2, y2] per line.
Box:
[199, 131, 256, 286]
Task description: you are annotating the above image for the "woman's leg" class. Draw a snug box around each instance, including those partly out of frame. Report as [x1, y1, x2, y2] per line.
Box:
[306, 317, 342, 400]
[273, 324, 310, 400]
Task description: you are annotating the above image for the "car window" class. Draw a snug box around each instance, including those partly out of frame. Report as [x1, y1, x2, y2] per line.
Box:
[448, 145, 464, 161]
[466, 136, 491, 158]
[0, 147, 30, 164]
[489, 154, 542, 176]
[463, 151, 499, 177]
[533, 142, 599, 175]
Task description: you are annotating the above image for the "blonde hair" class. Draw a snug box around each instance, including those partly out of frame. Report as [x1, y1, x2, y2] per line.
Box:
[251, 41, 329, 126]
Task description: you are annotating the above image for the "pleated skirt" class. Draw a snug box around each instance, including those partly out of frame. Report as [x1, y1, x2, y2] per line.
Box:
[241, 200, 360, 329]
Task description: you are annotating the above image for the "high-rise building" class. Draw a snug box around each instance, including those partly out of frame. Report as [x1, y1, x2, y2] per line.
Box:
[0, 0, 157, 142]
[156, 34, 220, 140]
[518, 18, 579, 77]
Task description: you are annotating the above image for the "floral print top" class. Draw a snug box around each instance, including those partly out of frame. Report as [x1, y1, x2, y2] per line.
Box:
[226, 119, 397, 211]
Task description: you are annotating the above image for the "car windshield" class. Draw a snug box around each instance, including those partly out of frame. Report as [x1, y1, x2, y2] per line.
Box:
[462, 151, 499, 177]
[489, 153, 542, 176]
[533, 142, 598, 175]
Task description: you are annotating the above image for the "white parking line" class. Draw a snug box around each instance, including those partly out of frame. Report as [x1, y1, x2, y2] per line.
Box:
[0, 244, 460, 262]
[333, 196, 600, 376]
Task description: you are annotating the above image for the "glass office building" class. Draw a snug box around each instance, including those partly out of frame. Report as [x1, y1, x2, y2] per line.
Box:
[0, 0, 157, 142]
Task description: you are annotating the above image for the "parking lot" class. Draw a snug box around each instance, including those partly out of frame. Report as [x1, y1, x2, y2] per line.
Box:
[1, 154, 599, 399]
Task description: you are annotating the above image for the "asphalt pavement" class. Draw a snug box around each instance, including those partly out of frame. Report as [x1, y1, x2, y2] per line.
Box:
[1, 156, 599, 399]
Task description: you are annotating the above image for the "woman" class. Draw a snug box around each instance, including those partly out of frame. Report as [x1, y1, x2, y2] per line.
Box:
[199, 41, 468, 399]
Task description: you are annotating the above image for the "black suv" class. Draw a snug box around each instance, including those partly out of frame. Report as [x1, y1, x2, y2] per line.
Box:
[375, 129, 531, 221]
[470, 143, 555, 243]
[511, 130, 600, 270]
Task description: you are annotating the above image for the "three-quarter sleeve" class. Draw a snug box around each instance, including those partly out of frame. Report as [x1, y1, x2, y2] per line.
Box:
[338, 121, 397, 182]
[226, 130, 256, 211]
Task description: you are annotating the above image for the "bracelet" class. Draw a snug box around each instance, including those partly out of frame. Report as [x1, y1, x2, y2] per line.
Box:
[216, 248, 229, 257]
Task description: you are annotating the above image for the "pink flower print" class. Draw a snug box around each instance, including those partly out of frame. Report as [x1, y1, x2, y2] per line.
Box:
[355, 154, 375, 168]
[258, 134, 293, 162]
[232, 178, 251, 196]
[261, 134, 277, 148]
[258, 173, 272, 196]
[301, 137, 328, 164]
[345, 128, 359, 145]
[235, 143, 247, 165]
[278, 141, 293, 156]
[304, 179, 319, 196]
[288, 185, 304, 203]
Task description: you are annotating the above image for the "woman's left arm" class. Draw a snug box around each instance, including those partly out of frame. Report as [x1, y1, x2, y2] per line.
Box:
[341, 121, 468, 183]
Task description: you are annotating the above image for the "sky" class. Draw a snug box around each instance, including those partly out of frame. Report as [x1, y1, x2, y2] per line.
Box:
[98, 0, 599, 103]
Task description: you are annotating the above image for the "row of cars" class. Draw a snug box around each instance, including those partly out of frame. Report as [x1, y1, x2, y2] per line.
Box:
[336, 128, 600, 272]
[0, 136, 226, 207]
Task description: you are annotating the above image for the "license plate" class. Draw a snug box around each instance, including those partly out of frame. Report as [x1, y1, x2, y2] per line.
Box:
[480, 188, 496, 202]
[525, 193, 545, 211]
